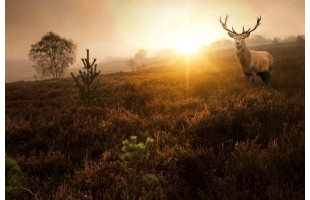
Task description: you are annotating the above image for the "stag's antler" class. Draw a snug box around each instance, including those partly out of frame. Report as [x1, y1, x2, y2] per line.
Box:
[242, 15, 262, 34]
[220, 15, 237, 35]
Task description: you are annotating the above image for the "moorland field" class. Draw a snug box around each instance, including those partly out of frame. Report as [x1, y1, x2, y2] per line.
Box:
[5, 42, 304, 199]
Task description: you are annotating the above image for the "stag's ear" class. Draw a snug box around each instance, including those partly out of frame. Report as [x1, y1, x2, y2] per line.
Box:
[227, 32, 235, 38]
[242, 32, 250, 39]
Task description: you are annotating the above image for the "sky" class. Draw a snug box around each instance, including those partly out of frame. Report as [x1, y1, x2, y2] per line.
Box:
[5, 0, 305, 61]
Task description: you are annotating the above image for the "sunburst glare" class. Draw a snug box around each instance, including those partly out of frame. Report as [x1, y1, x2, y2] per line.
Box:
[176, 35, 201, 54]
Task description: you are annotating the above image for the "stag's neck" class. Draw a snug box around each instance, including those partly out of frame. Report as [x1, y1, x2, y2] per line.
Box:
[235, 41, 249, 56]
[235, 41, 252, 70]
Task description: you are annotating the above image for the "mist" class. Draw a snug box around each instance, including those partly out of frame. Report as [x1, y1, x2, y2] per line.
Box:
[5, 0, 304, 82]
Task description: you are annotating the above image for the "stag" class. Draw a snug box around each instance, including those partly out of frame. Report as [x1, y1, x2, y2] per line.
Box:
[220, 15, 274, 88]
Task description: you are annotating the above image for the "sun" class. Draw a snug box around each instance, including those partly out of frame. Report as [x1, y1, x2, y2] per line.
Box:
[176, 35, 201, 54]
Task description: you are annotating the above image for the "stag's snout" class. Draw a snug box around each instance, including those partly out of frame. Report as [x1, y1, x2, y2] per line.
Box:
[235, 41, 241, 47]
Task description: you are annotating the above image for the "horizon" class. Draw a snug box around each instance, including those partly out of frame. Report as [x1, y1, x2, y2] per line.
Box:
[5, 39, 304, 83]
[5, 33, 305, 62]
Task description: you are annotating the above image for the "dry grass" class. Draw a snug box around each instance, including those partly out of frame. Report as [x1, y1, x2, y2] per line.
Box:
[6, 42, 304, 199]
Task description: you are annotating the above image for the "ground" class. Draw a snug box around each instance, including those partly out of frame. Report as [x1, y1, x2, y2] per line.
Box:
[5, 42, 304, 199]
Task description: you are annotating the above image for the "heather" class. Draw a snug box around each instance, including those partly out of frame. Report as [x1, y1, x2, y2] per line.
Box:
[5, 43, 304, 199]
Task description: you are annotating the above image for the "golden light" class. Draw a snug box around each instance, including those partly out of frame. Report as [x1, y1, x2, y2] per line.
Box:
[176, 35, 201, 54]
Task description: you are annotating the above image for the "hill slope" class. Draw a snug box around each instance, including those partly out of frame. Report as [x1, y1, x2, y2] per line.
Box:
[5, 43, 305, 199]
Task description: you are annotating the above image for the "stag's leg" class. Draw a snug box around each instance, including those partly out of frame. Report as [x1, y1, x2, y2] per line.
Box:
[257, 72, 267, 85]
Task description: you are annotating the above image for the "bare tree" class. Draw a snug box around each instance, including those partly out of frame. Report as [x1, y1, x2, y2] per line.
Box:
[28, 32, 77, 79]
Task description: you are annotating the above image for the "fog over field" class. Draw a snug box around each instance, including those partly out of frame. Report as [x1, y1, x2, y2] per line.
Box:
[5, 0, 304, 82]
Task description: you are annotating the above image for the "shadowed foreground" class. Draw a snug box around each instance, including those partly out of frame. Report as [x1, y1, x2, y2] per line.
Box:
[5, 42, 304, 199]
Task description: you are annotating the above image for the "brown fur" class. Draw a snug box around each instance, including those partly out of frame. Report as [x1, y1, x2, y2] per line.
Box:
[236, 40, 274, 75]
[220, 15, 274, 87]
[235, 40, 274, 87]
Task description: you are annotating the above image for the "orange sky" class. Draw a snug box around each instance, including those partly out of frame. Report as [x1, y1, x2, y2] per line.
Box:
[5, 0, 305, 60]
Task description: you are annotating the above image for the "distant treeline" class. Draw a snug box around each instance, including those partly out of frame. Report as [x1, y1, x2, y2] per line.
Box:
[200, 34, 305, 52]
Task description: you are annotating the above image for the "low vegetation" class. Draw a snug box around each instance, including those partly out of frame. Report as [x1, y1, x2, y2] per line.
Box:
[5, 42, 304, 199]
[5, 155, 24, 199]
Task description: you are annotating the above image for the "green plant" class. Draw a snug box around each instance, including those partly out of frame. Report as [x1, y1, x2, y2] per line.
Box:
[5, 155, 24, 200]
[122, 136, 154, 162]
[145, 173, 159, 185]
[121, 136, 160, 195]
[71, 49, 101, 105]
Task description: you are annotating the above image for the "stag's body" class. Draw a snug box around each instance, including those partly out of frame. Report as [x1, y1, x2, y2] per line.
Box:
[236, 41, 274, 86]
[220, 15, 274, 88]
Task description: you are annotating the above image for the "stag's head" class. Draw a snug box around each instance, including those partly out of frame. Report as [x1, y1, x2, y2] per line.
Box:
[220, 15, 261, 47]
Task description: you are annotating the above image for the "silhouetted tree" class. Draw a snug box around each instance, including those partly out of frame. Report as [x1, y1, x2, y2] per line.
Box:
[272, 37, 281, 45]
[134, 49, 147, 71]
[134, 49, 147, 60]
[126, 58, 136, 72]
[136, 63, 147, 71]
[282, 35, 298, 43]
[297, 35, 305, 44]
[28, 32, 77, 79]
[246, 35, 272, 46]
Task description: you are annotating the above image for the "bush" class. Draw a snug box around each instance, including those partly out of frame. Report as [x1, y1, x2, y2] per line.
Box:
[122, 136, 154, 162]
[5, 155, 24, 200]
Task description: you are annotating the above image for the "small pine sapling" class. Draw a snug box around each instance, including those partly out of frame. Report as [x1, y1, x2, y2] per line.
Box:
[122, 136, 154, 162]
[121, 136, 159, 186]
[71, 49, 101, 105]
